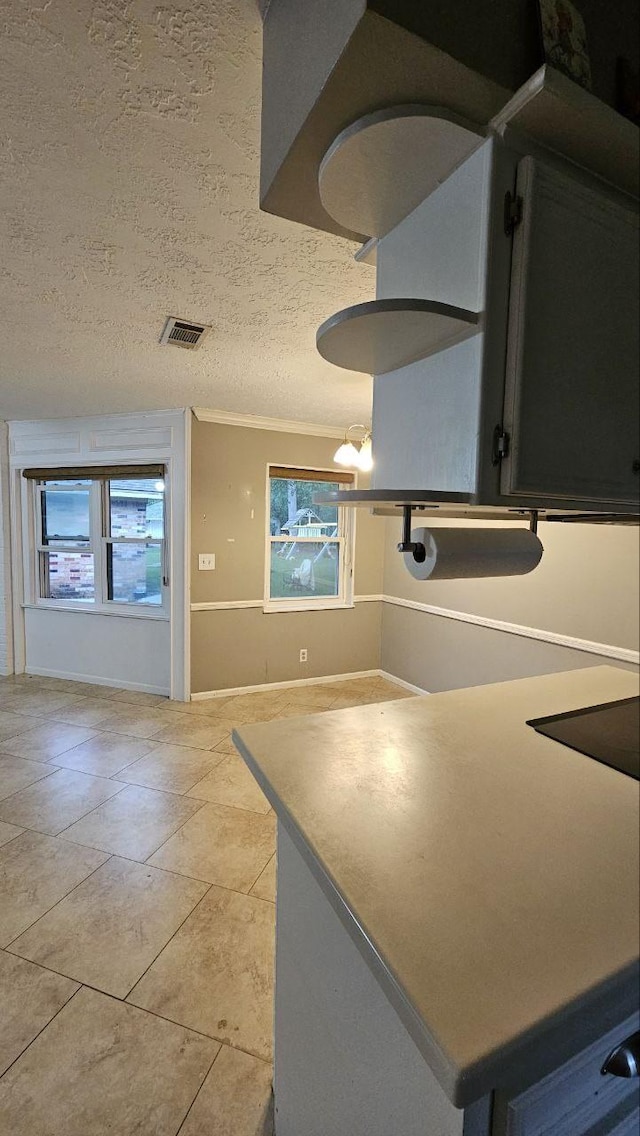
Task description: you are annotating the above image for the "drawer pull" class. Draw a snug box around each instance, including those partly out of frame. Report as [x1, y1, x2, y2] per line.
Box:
[601, 1031, 640, 1078]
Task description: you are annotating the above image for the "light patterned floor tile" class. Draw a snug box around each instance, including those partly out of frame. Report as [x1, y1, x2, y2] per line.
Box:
[149, 715, 235, 750]
[213, 735, 240, 755]
[110, 689, 171, 708]
[267, 703, 320, 720]
[164, 697, 235, 718]
[180, 1045, 273, 1136]
[0, 690, 86, 717]
[148, 802, 275, 890]
[9, 856, 209, 998]
[0, 831, 108, 947]
[0, 768, 124, 836]
[274, 685, 341, 710]
[119, 743, 225, 795]
[188, 753, 271, 815]
[0, 820, 24, 848]
[47, 696, 132, 727]
[0, 754, 58, 802]
[0, 950, 79, 1076]
[0, 722, 99, 762]
[51, 732, 159, 777]
[61, 784, 205, 861]
[0, 710, 41, 742]
[128, 886, 275, 1060]
[250, 855, 276, 903]
[0, 986, 218, 1136]
[89, 706, 177, 739]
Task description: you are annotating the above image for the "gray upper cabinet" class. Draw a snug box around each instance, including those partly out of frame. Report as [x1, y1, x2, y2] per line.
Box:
[501, 157, 640, 505]
[351, 135, 640, 515]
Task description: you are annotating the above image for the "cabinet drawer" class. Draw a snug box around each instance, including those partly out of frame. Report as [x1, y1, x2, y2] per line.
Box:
[497, 1013, 639, 1136]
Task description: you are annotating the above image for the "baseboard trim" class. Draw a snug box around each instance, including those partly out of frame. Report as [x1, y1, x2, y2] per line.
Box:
[378, 670, 429, 695]
[382, 596, 640, 666]
[25, 665, 170, 696]
[192, 669, 388, 701]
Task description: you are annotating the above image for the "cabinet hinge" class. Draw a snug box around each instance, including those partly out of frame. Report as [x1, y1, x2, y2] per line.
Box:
[492, 426, 510, 465]
[504, 191, 523, 236]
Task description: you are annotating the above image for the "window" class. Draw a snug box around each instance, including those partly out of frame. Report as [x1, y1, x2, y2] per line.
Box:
[32, 470, 167, 612]
[265, 466, 354, 611]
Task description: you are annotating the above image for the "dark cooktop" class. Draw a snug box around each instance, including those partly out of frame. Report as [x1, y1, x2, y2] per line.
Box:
[528, 695, 640, 781]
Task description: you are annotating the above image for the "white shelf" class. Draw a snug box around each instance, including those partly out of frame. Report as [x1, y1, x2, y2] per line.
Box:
[491, 65, 639, 198]
[316, 298, 480, 375]
[318, 105, 484, 240]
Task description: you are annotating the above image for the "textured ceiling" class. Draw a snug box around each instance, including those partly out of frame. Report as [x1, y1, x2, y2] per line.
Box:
[0, 0, 374, 425]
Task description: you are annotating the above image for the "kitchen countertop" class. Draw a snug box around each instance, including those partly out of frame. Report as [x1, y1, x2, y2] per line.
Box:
[234, 666, 640, 1107]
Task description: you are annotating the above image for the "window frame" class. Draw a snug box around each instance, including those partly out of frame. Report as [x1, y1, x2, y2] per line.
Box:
[31, 474, 169, 619]
[263, 463, 356, 614]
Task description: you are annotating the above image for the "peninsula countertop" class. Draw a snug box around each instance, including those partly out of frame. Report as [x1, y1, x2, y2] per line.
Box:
[233, 666, 640, 1108]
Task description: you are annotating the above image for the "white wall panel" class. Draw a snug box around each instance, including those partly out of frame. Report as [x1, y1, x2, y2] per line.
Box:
[24, 608, 170, 693]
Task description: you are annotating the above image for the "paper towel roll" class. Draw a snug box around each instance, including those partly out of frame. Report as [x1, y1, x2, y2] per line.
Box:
[403, 527, 543, 580]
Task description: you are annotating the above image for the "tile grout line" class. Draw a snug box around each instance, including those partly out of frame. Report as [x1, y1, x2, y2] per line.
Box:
[0, 779, 129, 837]
[1, 853, 114, 953]
[124, 881, 215, 1005]
[245, 851, 276, 898]
[0, 980, 83, 1083]
[173, 1042, 225, 1136]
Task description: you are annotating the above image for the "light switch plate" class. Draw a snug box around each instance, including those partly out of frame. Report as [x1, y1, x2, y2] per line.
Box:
[198, 553, 216, 571]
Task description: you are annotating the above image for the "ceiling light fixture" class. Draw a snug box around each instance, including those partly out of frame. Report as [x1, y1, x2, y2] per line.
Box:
[333, 424, 373, 471]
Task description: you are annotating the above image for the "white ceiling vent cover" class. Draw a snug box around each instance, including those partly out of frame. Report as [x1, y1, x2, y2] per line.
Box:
[160, 316, 211, 350]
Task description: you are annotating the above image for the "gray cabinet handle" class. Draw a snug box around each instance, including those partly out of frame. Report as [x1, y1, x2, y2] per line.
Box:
[601, 1031, 640, 1078]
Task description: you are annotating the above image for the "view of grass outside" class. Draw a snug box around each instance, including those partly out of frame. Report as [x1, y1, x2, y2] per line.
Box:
[269, 541, 340, 598]
[269, 474, 342, 601]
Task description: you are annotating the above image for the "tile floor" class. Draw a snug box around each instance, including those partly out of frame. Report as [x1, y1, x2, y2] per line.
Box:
[0, 671, 413, 1135]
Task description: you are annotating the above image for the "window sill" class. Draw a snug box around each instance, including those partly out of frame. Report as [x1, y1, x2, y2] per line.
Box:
[263, 601, 355, 614]
[23, 602, 170, 622]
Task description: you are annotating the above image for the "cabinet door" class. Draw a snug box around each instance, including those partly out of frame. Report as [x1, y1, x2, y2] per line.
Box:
[495, 1012, 640, 1136]
[501, 157, 639, 505]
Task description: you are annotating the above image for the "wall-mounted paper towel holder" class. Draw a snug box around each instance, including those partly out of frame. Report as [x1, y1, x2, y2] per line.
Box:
[397, 504, 540, 560]
[397, 505, 545, 581]
[397, 504, 427, 560]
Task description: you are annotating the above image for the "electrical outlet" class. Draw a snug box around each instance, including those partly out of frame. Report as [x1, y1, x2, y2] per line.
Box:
[198, 553, 216, 571]
[299, 648, 308, 663]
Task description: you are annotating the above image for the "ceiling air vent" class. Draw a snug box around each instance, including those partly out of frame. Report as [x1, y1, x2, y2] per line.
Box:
[160, 316, 211, 350]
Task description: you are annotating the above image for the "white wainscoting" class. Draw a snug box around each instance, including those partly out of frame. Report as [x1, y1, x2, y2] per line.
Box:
[24, 607, 171, 694]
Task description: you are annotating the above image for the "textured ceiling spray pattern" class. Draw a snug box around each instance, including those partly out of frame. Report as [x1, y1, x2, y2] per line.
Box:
[0, 1, 374, 422]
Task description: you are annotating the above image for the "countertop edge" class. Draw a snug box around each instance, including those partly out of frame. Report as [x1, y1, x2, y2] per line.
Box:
[234, 706, 640, 1108]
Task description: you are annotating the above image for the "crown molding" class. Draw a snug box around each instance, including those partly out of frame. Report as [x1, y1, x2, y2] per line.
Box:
[191, 407, 345, 439]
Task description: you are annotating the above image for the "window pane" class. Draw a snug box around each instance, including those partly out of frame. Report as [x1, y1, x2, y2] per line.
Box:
[269, 477, 338, 536]
[270, 540, 340, 599]
[108, 542, 162, 605]
[109, 479, 164, 539]
[43, 551, 94, 601]
[41, 484, 91, 543]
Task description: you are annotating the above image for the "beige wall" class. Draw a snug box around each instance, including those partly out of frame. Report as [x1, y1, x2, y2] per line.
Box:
[190, 419, 385, 693]
[381, 516, 639, 691]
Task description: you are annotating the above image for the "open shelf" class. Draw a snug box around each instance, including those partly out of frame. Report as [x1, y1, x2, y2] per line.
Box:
[319, 105, 485, 240]
[314, 489, 473, 507]
[316, 298, 480, 375]
[491, 65, 639, 198]
[313, 489, 640, 524]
